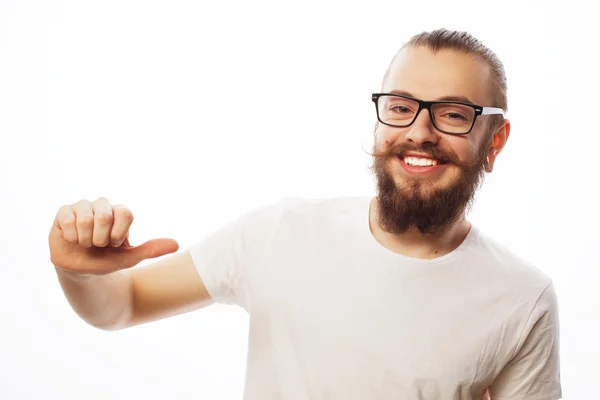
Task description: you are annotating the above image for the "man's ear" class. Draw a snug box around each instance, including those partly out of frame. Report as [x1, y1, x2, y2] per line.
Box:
[485, 119, 511, 173]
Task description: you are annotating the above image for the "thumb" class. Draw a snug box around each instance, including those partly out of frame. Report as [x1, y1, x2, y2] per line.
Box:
[120, 238, 180, 267]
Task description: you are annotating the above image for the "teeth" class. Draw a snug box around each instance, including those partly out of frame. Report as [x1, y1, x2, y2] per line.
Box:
[404, 156, 438, 167]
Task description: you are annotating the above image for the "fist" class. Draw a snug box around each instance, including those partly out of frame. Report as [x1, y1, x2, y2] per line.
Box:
[49, 197, 178, 275]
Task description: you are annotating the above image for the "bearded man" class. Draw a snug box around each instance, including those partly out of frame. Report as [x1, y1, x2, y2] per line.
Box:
[50, 28, 561, 400]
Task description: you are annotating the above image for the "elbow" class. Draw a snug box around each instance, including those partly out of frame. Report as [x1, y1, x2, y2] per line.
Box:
[80, 305, 134, 332]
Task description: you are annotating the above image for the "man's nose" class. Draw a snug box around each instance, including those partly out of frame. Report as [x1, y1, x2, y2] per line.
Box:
[405, 108, 441, 146]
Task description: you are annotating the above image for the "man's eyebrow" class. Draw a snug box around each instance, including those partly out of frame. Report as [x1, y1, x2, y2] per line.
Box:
[388, 90, 476, 105]
[388, 89, 414, 97]
[436, 95, 476, 104]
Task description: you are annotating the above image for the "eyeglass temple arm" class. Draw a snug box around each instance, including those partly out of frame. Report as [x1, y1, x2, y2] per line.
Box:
[481, 107, 505, 117]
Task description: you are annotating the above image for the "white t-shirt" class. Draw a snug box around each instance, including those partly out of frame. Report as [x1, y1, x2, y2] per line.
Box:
[190, 196, 561, 400]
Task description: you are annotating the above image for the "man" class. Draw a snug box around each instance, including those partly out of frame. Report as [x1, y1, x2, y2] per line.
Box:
[49, 29, 561, 399]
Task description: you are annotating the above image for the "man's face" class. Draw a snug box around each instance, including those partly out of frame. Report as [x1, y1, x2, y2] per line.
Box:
[373, 46, 501, 235]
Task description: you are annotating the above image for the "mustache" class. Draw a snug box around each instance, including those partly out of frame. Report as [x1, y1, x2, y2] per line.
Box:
[369, 142, 462, 165]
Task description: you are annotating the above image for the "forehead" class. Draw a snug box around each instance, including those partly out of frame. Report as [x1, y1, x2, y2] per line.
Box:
[384, 46, 493, 105]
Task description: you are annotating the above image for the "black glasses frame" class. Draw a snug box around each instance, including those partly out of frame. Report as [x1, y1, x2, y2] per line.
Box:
[371, 93, 505, 135]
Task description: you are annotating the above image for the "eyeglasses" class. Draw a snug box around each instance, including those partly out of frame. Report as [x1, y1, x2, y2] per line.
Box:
[372, 93, 505, 135]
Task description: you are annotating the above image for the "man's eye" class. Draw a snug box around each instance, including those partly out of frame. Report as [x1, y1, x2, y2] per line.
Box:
[391, 106, 411, 113]
[445, 112, 468, 120]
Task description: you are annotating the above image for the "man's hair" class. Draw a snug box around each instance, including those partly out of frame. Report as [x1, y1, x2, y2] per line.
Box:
[383, 28, 508, 129]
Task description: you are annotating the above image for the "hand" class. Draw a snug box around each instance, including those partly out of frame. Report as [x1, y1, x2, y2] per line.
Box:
[49, 197, 179, 275]
[482, 387, 491, 400]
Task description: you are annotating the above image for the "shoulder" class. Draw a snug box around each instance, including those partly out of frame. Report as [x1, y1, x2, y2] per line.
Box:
[470, 227, 555, 298]
[469, 229, 560, 362]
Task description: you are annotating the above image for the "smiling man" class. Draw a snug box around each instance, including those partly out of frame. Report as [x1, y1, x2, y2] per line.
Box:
[50, 29, 561, 400]
[371, 39, 507, 249]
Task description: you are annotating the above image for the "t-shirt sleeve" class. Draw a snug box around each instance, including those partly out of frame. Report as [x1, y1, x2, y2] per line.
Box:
[490, 281, 562, 400]
[188, 202, 282, 311]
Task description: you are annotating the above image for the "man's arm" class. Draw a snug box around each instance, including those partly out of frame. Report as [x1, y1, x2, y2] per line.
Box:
[127, 250, 214, 328]
[489, 282, 562, 399]
[51, 198, 214, 331]
[55, 250, 213, 331]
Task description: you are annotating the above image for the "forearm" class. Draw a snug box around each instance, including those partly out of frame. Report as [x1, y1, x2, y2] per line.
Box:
[55, 267, 133, 331]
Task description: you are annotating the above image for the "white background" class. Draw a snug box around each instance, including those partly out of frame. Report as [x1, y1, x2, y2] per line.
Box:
[0, 0, 597, 398]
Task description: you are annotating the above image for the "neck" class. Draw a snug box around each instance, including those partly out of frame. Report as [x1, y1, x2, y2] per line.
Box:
[368, 197, 472, 260]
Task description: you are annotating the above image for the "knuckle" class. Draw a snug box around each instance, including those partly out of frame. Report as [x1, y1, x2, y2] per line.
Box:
[94, 212, 113, 225]
[77, 215, 94, 228]
[92, 197, 110, 206]
[74, 199, 91, 208]
[114, 206, 133, 222]
[61, 217, 76, 228]
[58, 204, 72, 214]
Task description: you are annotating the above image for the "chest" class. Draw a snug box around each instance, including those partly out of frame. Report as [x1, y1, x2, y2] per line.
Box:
[250, 254, 511, 397]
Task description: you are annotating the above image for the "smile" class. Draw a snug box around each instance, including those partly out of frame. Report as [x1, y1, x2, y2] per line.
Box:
[403, 156, 439, 166]
[397, 155, 449, 175]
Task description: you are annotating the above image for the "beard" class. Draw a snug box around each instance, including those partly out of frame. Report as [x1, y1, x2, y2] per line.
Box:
[371, 138, 490, 235]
